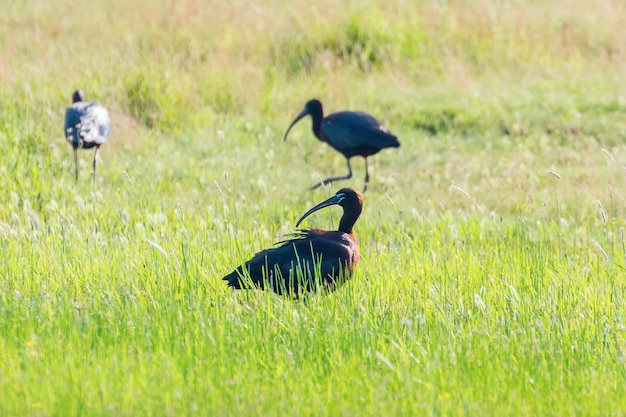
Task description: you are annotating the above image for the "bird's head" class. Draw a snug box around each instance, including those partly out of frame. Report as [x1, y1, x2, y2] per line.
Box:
[296, 188, 364, 233]
[283, 98, 324, 141]
[72, 90, 85, 103]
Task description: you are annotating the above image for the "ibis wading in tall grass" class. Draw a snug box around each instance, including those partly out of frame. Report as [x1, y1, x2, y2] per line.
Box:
[283, 99, 400, 192]
[64, 90, 111, 185]
[223, 188, 363, 296]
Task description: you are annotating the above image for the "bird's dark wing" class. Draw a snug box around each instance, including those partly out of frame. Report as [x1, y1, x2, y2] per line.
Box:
[64, 102, 111, 148]
[321, 111, 399, 151]
[222, 232, 356, 295]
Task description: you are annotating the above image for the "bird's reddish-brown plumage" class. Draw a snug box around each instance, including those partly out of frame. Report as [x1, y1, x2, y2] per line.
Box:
[222, 188, 363, 296]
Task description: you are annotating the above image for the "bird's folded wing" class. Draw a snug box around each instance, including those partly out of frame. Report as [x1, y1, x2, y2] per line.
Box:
[321, 111, 397, 150]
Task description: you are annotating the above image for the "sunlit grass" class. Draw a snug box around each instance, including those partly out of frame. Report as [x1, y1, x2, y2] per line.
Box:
[1, 0, 626, 415]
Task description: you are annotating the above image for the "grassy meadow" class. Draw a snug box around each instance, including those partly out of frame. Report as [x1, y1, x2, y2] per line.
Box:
[1, 0, 626, 415]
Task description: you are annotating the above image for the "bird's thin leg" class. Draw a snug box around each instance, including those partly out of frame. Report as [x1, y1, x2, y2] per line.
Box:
[92, 145, 99, 187]
[73, 148, 78, 182]
[311, 159, 353, 190]
[363, 157, 370, 193]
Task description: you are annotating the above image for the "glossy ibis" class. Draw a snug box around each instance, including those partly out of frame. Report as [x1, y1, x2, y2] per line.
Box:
[283, 99, 400, 192]
[223, 188, 363, 296]
[64, 90, 111, 185]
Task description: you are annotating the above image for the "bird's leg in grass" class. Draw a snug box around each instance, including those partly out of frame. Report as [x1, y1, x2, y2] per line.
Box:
[311, 159, 353, 190]
[74, 148, 78, 182]
[363, 157, 370, 193]
[93, 145, 99, 187]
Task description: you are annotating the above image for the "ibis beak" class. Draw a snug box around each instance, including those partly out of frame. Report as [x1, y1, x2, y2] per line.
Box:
[283, 107, 310, 141]
[296, 193, 345, 227]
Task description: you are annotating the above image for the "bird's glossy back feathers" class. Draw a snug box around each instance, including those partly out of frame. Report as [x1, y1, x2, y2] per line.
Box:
[64, 101, 111, 149]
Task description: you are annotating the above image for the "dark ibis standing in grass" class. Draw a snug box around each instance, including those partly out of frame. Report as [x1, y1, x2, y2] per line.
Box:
[283, 99, 400, 192]
[222, 188, 363, 296]
[64, 90, 111, 185]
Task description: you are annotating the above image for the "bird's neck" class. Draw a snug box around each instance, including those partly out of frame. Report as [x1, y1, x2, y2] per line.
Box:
[338, 210, 361, 234]
[310, 109, 324, 141]
[312, 123, 323, 140]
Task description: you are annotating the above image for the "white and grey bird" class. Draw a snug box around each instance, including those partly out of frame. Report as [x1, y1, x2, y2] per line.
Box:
[64, 90, 111, 185]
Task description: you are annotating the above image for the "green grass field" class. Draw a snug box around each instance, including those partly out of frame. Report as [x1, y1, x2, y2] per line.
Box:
[2, 0, 626, 415]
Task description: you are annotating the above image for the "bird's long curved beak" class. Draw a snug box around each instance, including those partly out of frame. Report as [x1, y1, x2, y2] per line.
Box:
[283, 107, 309, 141]
[296, 193, 344, 227]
